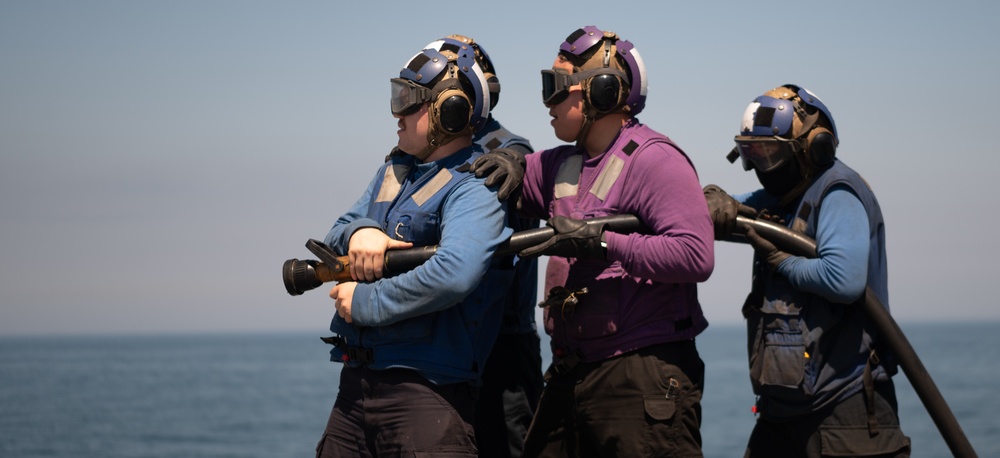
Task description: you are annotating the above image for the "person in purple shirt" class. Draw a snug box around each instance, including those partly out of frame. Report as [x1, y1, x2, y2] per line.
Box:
[472, 25, 715, 457]
[704, 84, 910, 457]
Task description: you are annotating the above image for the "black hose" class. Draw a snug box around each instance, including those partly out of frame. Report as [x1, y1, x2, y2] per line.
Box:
[733, 215, 977, 458]
[383, 214, 645, 273]
[496, 214, 644, 257]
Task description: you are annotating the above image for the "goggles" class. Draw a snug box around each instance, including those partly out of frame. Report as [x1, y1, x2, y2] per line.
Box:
[540, 67, 625, 107]
[390, 78, 433, 116]
[733, 136, 802, 172]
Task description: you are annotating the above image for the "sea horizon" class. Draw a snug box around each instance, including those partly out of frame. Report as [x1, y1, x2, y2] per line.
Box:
[1, 321, 996, 457]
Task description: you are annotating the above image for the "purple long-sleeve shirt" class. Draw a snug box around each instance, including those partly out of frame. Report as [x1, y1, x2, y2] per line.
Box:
[518, 120, 714, 362]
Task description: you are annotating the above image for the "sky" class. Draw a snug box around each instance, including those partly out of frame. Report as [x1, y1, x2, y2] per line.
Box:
[2, 0, 998, 337]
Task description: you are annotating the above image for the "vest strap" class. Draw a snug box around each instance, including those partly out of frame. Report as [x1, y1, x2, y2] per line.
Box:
[590, 155, 625, 201]
[411, 168, 454, 207]
[554, 155, 583, 199]
[321, 336, 375, 364]
[543, 349, 583, 383]
[863, 349, 880, 436]
[375, 164, 409, 203]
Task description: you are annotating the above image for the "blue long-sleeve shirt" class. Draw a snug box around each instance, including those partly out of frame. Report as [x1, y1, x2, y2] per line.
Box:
[324, 158, 511, 328]
[737, 184, 869, 304]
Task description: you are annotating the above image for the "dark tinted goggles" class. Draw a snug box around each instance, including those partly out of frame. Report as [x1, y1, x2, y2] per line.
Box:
[733, 136, 801, 172]
[540, 67, 624, 107]
[540, 69, 576, 106]
[390, 78, 433, 116]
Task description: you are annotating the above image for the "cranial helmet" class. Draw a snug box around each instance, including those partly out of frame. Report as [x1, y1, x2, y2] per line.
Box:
[731, 84, 839, 173]
[542, 25, 648, 116]
[431, 34, 501, 110]
[729, 84, 839, 203]
[390, 39, 491, 158]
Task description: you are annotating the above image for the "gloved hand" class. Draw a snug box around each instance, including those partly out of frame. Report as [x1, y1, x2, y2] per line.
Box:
[743, 226, 792, 270]
[519, 216, 607, 259]
[703, 184, 758, 240]
[466, 148, 525, 201]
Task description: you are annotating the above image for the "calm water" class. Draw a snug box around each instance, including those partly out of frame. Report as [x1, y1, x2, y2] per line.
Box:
[1, 322, 996, 457]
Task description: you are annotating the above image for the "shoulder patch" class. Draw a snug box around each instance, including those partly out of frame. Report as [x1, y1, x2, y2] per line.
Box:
[485, 137, 503, 151]
[622, 140, 639, 156]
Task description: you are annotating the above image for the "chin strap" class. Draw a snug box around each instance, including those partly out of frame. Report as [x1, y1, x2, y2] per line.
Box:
[776, 98, 825, 206]
[572, 37, 628, 148]
[417, 127, 465, 162]
[778, 179, 810, 208]
[414, 138, 440, 162]
[574, 112, 596, 147]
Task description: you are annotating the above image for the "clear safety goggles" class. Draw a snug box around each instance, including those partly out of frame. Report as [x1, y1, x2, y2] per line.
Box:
[390, 78, 433, 116]
[733, 136, 802, 172]
[540, 67, 623, 107]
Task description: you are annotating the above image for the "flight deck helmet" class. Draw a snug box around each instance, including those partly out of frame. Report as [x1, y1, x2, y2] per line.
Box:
[732, 84, 839, 173]
[541, 25, 648, 116]
[390, 40, 491, 155]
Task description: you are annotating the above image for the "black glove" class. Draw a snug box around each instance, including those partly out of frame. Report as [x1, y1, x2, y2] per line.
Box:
[744, 226, 791, 270]
[519, 216, 607, 259]
[467, 148, 525, 201]
[703, 184, 758, 240]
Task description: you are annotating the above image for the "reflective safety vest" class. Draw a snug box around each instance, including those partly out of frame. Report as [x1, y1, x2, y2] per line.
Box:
[475, 117, 531, 154]
[329, 147, 514, 385]
[747, 159, 891, 419]
[543, 121, 707, 362]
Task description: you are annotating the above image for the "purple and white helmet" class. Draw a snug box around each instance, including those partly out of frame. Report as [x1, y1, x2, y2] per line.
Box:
[559, 25, 648, 115]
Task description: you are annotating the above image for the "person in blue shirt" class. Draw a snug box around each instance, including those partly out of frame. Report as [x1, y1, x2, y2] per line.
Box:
[429, 35, 544, 458]
[314, 39, 514, 457]
[704, 84, 911, 457]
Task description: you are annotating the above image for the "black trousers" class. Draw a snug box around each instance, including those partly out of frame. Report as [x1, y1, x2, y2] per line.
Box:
[316, 366, 478, 457]
[523, 340, 705, 458]
[475, 331, 544, 458]
[744, 380, 911, 458]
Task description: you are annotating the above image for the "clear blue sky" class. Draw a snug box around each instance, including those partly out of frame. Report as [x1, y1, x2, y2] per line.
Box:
[2, 1, 998, 336]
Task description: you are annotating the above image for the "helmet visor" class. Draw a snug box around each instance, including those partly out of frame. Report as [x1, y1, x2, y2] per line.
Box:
[733, 136, 799, 172]
[390, 78, 432, 116]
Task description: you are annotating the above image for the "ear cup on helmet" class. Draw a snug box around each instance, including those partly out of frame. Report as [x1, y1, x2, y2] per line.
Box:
[433, 89, 472, 134]
[586, 73, 623, 113]
[806, 127, 836, 168]
[484, 73, 500, 110]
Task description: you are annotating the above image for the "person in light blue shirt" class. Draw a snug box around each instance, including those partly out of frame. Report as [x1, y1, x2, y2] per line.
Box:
[314, 38, 514, 457]
[733, 186, 870, 303]
[704, 84, 911, 457]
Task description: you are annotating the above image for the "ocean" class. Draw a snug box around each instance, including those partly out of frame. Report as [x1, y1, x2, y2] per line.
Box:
[1, 322, 996, 457]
